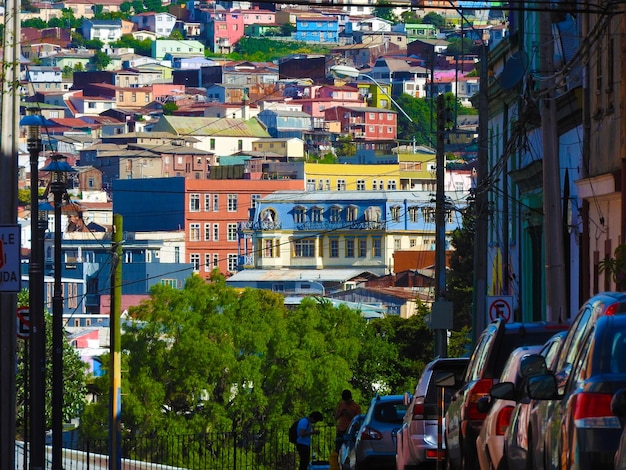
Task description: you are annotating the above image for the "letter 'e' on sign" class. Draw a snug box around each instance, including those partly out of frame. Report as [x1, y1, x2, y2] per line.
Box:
[0, 225, 21, 292]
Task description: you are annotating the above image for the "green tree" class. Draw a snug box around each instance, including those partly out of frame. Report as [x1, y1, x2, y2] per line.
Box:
[422, 12, 446, 29]
[110, 34, 153, 56]
[374, 0, 397, 23]
[446, 37, 479, 56]
[394, 94, 436, 146]
[15, 290, 89, 435]
[169, 29, 184, 40]
[22, 18, 47, 29]
[91, 50, 112, 70]
[231, 37, 330, 62]
[334, 135, 356, 157]
[162, 102, 178, 115]
[280, 23, 295, 36]
[447, 204, 476, 333]
[80, 274, 369, 445]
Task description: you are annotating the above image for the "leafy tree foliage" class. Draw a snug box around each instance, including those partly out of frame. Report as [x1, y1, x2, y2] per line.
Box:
[422, 12, 446, 29]
[162, 102, 178, 115]
[80, 274, 449, 449]
[231, 38, 330, 62]
[334, 135, 356, 157]
[91, 50, 111, 70]
[110, 34, 153, 56]
[446, 37, 479, 56]
[15, 290, 89, 436]
[447, 205, 475, 332]
[48, 8, 82, 29]
[394, 94, 436, 147]
[373, 0, 398, 23]
[22, 18, 47, 29]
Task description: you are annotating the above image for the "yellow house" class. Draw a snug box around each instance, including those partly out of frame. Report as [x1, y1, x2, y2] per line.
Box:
[396, 145, 438, 191]
[304, 162, 401, 191]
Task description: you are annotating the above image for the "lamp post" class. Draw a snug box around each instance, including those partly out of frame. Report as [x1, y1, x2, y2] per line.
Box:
[42, 153, 75, 470]
[330, 65, 450, 357]
[20, 109, 52, 470]
[307, 280, 326, 296]
[330, 65, 417, 124]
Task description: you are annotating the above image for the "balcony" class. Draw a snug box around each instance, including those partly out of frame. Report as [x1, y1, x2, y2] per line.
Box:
[238, 220, 282, 231]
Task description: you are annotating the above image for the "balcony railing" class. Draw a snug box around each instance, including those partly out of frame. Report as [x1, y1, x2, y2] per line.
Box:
[238, 221, 282, 231]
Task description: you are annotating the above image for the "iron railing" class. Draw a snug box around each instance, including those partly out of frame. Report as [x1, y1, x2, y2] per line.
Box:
[17, 425, 336, 470]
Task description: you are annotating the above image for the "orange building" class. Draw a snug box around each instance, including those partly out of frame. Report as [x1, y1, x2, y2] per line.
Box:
[185, 178, 304, 277]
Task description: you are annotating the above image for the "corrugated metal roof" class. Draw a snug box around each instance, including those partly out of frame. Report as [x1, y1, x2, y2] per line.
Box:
[227, 268, 376, 283]
[153, 115, 270, 138]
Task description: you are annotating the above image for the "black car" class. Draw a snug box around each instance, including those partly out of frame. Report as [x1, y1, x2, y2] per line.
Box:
[526, 314, 626, 469]
[444, 319, 568, 470]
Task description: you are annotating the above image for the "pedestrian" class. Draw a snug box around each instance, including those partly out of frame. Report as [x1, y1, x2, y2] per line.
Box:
[334, 389, 361, 451]
[296, 411, 323, 470]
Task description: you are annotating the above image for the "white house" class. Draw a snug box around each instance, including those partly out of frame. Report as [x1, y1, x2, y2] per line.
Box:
[130, 12, 177, 38]
[81, 19, 124, 44]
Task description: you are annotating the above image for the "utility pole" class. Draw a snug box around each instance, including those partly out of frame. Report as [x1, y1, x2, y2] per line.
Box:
[109, 214, 123, 470]
[540, 8, 567, 322]
[0, 0, 20, 464]
[433, 94, 452, 358]
[473, 42, 489, 345]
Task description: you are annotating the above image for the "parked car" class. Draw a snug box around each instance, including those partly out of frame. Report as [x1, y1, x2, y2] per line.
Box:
[339, 414, 366, 470]
[612, 388, 626, 470]
[349, 394, 407, 470]
[475, 344, 543, 470]
[526, 313, 626, 469]
[395, 357, 469, 470]
[501, 330, 567, 470]
[522, 291, 626, 470]
[444, 319, 568, 470]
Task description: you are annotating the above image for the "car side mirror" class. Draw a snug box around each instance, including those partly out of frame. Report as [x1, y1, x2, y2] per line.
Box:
[434, 371, 456, 388]
[520, 354, 548, 377]
[612, 388, 626, 427]
[526, 373, 559, 400]
[490, 381, 516, 401]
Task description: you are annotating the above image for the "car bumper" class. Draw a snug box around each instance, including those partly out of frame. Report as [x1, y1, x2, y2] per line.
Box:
[571, 426, 621, 470]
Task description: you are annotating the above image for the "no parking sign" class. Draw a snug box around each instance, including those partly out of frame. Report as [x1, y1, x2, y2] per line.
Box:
[487, 296, 513, 323]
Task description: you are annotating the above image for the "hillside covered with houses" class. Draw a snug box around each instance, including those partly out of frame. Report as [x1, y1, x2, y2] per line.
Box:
[13, 0, 492, 353]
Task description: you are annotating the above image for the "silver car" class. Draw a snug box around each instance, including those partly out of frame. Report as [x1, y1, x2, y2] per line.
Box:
[349, 395, 407, 470]
[395, 357, 468, 470]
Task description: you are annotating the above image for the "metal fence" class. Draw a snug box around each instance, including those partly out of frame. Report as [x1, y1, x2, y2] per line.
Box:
[17, 425, 336, 470]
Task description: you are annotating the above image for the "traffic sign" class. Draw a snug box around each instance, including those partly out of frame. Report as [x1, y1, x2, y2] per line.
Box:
[488, 296, 513, 323]
[17, 306, 30, 340]
[0, 225, 21, 292]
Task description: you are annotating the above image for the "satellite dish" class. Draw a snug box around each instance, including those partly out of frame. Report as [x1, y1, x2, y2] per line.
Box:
[499, 51, 528, 90]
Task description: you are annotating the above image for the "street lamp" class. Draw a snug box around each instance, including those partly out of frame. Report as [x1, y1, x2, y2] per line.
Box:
[41, 153, 75, 470]
[330, 65, 417, 124]
[20, 108, 53, 470]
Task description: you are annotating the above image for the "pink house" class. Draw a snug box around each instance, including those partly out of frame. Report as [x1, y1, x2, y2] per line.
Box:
[325, 105, 397, 141]
[241, 8, 276, 26]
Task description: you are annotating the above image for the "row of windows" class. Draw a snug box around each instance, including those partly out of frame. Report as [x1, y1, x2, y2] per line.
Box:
[189, 252, 237, 272]
[189, 193, 261, 212]
[291, 237, 383, 258]
[258, 236, 439, 259]
[305, 179, 398, 191]
[291, 206, 453, 224]
[189, 223, 238, 242]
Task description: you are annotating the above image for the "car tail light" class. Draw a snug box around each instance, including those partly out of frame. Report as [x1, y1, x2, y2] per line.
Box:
[359, 426, 383, 440]
[571, 392, 621, 429]
[464, 378, 493, 420]
[495, 405, 515, 435]
[412, 399, 425, 419]
[426, 449, 446, 460]
[605, 302, 620, 316]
